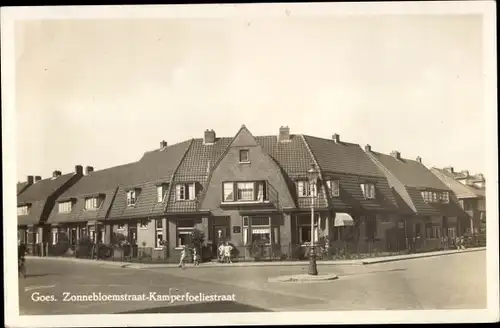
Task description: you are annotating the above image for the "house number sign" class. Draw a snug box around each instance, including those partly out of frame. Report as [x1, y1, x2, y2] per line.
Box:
[233, 226, 241, 234]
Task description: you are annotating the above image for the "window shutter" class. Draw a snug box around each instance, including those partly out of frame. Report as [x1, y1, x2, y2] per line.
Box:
[189, 183, 196, 200]
[175, 184, 182, 200]
[298, 181, 304, 196]
[360, 184, 366, 197]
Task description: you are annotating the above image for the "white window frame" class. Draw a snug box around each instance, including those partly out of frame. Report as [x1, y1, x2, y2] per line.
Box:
[175, 183, 196, 201]
[99, 226, 105, 244]
[297, 180, 311, 197]
[236, 182, 255, 201]
[440, 192, 450, 204]
[85, 197, 99, 210]
[154, 220, 164, 249]
[17, 206, 29, 216]
[448, 227, 456, 239]
[89, 226, 96, 243]
[223, 182, 234, 201]
[127, 190, 136, 206]
[58, 201, 72, 213]
[361, 183, 376, 199]
[157, 185, 167, 203]
[239, 149, 250, 163]
[327, 180, 340, 197]
[432, 226, 441, 239]
[35, 231, 39, 244]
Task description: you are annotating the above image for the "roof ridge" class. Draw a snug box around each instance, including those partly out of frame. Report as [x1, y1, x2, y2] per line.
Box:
[365, 151, 418, 213]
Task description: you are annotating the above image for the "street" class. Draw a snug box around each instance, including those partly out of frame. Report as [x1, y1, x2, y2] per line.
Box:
[18, 250, 486, 314]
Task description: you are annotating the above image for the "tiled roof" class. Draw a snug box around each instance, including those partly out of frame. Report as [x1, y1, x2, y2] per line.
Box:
[302, 136, 385, 177]
[431, 168, 486, 198]
[167, 138, 232, 213]
[108, 140, 193, 219]
[47, 163, 138, 224]
[17, 182, 29, 195]
[368, 152, 449, 190]
[366, 151, 466, 217]
[18, 173, 79, 226]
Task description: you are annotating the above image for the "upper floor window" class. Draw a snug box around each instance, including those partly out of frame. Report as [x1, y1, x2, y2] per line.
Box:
[326, 180, 340, 197]
[85, 197, 100, 210]
[176, 183, 196, 201]
[17, 205, 29, 216]
[157, 184, 168, 203]
[58, 201, 72, 213]
[239, 149, 250, 163]
[421, 191, 449, 203]
[222, 181, 266, 202]
[127, 190, 137, 206]
[360, 183, 376, 199]
[297, 180, 311, 197]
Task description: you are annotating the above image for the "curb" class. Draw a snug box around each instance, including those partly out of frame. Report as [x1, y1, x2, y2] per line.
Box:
[360, 247, 486, 265]
[268, 273, 339, 283]
[26, 247, 485, 269]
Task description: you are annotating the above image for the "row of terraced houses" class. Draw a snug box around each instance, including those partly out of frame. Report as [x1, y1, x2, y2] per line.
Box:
[17, 126, 487, 261]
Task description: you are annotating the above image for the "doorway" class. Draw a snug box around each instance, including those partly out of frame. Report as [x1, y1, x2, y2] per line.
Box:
[212, 225, 230, 257]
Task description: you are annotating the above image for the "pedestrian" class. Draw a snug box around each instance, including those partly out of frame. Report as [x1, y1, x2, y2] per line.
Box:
[178, 245, 187, 269]
[224, 242, 233, 264]
[193, 248, 200, 266]
[218, 242, 225, 263]
[460, 236, 466, 250]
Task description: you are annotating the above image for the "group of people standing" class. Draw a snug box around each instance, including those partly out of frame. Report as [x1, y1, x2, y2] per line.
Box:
[176, 241, 234, 268]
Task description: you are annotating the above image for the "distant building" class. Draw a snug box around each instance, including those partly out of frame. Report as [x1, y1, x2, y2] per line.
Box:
[431, 167, 486, 237]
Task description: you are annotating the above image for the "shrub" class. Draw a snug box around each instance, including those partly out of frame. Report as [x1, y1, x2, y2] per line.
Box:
[76, 235, 94, 258]
[250, 240, 268, 260]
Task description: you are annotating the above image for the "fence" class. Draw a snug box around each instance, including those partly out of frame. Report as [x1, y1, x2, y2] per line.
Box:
[28, 235, 486, 263]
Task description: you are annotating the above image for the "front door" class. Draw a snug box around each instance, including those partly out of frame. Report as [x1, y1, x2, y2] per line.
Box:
[128, 226, 137, 245]
[212, 225, 230, 257]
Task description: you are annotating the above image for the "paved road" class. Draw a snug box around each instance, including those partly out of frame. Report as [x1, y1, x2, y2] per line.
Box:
[18, 250, 486, 315]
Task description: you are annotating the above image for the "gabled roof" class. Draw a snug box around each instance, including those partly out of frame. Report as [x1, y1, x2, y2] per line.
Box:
[167, 137, 232, 213]
[431, 168, 486, 199]
[302, 136, 385, 177]
[47, 163, 138, 224]
[366, 151, 466, 217]
[368, 152, 449, 190]
[18, 172, 80, 226]
[107, 140, 193, 219]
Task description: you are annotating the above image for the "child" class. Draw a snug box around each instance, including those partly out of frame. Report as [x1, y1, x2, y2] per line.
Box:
[218, 242, 225, 263]
[178, 245, 187, 269]
[193, 248, 200, 266]
[224, 242, 233, 264]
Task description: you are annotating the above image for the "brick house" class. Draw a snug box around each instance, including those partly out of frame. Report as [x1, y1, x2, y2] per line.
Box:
[17, 166, 83, 254]
[46, 163, 136, 252]
[430, 167, 486, 237]
[365, 148, 467, 250]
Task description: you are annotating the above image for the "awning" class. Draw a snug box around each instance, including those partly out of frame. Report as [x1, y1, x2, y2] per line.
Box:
[334, 213, 355, 227]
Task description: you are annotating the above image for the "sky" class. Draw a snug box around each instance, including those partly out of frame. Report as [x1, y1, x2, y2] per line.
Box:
[14, 13, 486, 182]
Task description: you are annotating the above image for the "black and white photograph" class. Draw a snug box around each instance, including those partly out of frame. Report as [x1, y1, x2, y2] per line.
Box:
[2, 2, 498, 327]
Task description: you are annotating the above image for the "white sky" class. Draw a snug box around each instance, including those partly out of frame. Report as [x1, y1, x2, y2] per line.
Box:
[14, 14, 485, 181]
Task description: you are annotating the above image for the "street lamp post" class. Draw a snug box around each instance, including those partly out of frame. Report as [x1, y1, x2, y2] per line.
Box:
[307, 163, 320, 276]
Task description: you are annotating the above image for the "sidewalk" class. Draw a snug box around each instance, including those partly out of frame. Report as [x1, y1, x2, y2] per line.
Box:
[26, 247, 485, 269]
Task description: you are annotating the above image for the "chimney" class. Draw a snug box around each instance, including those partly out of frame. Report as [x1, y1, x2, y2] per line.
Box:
[332, 134, 340, 143]
[85, 166, 94, 175]
[416, 156, 422, 164]
[52, 170, 62, 178]
[462, 170, 470, 176]
[391, 151, 401, 160]
[74, 165, 83, 175]
[444, 166, 454, 174]
[278, 126, 290, 142]
[35, 176, 42, 182]
[364, 144, 371, 152]
[160, 140, 168, 149]
[27, 175, 34, 185]
[204, 130, 216, 144]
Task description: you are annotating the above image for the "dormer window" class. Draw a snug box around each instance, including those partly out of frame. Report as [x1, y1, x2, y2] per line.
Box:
[326, 180, 340, 197]
[421, 191, 449, 203]
[297, 180, 311, 197]
[58, 201, 72, 213]
[360, 183, 376, 199]
[17, 205, 30, 216]
[176, 183, 196, 201]
[222, 181, 267, 203]
[85, 197, 101, 210]
[157, 184, 168, 203]
[239, 149, 250, 163]
[127, 190, 137, 206]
